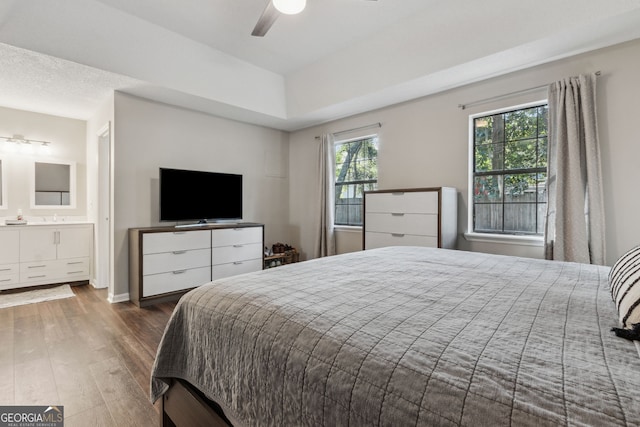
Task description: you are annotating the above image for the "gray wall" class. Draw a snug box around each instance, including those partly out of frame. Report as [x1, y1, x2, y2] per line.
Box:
[289, 39, 640, 265]
[112, 93, 290, 299]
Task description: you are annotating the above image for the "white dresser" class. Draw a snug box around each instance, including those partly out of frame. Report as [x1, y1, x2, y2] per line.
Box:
[363, 187, 457, 250]
[0, 223, 93, 290]
[129, 223, 264, 306]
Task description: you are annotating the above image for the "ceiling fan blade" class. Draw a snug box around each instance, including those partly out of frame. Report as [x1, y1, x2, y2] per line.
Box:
[251, 1, 280, 37]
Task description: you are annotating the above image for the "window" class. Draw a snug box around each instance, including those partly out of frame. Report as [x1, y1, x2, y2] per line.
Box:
[334, 135, 378, 226]
[471, 103, 548, 236]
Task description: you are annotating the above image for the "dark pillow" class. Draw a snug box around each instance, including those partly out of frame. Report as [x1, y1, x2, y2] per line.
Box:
[609, 245, 640, 329]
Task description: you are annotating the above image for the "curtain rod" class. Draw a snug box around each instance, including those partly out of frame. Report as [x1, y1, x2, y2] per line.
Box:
[458, 71, 601, 110]
[314, 122, 381, 139]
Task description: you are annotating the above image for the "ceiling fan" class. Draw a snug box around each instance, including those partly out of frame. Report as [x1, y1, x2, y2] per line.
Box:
[252, 0, 378, 37]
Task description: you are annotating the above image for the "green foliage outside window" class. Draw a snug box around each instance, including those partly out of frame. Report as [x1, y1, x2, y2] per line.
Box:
[334, 136, 378, 226]
[473, 105, 548, 234]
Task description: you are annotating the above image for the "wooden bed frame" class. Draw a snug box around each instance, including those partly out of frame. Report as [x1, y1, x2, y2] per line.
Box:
[160, 379, 233, 427]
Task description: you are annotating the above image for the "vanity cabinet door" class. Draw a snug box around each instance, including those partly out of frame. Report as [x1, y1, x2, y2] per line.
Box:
[0, 230, 19, 264]
[20, 228, 57, 262]
[19, 225, 92, 262]
[57, 226, 92, 260]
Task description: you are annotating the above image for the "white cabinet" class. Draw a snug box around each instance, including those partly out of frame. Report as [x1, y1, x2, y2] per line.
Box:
[0, 224, 93, 290]
[211, 227, 263, 280]
[129, 223, 264, 306]
[0, 229, 20, 290]
[364, 187, 457, 250]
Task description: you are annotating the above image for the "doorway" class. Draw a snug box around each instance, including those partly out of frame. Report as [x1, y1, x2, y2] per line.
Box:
[97, 123, 111, 293]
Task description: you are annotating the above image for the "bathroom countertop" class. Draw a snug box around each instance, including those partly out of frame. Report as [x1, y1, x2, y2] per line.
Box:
[0, 221, 93, 227]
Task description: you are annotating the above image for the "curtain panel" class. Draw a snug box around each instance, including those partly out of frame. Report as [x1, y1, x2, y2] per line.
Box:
[314, 133, 336, 258]
[544, 73, 605, 265]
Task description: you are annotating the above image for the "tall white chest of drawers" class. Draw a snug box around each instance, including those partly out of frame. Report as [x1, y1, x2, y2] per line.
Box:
[363, 187, 457, 250]
[129, 223, 264, 306]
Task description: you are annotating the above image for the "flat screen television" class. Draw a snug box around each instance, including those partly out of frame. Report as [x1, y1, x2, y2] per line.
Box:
[159, 167, 242, 223]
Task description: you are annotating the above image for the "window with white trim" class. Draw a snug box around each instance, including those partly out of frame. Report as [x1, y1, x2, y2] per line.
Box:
[334, 135, 378, 226]
[470, 103, 548, 236]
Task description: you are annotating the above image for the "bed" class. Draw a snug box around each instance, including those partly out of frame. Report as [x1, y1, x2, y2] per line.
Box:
[150, 246, 640, 426]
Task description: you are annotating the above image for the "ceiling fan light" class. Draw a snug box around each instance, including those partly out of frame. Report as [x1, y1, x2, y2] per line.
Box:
[273, 0, 306, 15]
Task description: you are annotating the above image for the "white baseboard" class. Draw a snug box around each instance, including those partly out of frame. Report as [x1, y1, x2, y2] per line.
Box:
[90, 279, 108, 289]
[108, 292, 130, 304]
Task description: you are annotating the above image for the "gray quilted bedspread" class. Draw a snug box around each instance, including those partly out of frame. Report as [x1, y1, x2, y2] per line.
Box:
[150, 247, 640, 426]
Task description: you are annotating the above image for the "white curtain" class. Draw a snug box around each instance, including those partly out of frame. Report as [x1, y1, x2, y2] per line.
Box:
[544, 73, 605, 265]
[314, 133, 336, 258]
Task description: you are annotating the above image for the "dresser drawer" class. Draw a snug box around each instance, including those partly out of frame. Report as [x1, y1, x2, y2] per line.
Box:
[364, 232, 438, 250]
[20, 260, 57, 280]
[0, 273, 20, 290]
[365, 212, 438, 236]
[58, 258, 90, 279]
[366, 191, 439, 214]
[143, 266, 211, 297]
[144, 248, 211, 275]
[0, 263, 19, 277]
[20, 258, 90, 283]
[211, 259, 262, 281]
[143, 230, 210, 255]
[212, 227, 262, 247]
[211, 243, 262, 266]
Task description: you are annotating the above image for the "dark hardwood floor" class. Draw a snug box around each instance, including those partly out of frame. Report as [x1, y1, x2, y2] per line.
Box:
[0, 284, 176, 426]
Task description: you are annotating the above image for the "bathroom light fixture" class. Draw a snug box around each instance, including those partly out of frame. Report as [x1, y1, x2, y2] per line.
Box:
[273, 0, 306, 15]
[0, 134, 52, 146]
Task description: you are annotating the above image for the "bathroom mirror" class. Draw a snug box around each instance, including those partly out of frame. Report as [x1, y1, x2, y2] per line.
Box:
[0, 158, 6, 209]
[30, 160, 76, 208]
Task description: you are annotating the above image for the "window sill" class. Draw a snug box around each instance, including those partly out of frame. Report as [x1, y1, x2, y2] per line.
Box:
[334, 225, 362, 233]
[463, 232, 544, 247]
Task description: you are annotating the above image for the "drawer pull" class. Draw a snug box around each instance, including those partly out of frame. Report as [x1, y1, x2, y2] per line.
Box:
[172, 270, 186, 275]
[233, 261, 243, 265]
[233, 245, 243, 248]
[391, 213, 405, 216]
[172, 250, 187, 255]
[0, 278, 12, 282]
[173, 232, 187, 235]
[28, 275, 47, 279]
[67, 271, 84, 275]
[391, 233, 405, 237]
[28, 265, 47, 269]
[391, 192, 405, 196]
[67, 261, 84, 265]
[0, 268, 11, 272]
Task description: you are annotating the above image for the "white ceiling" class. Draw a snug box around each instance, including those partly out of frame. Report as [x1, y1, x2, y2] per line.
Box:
[1, 0, 640, 131]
